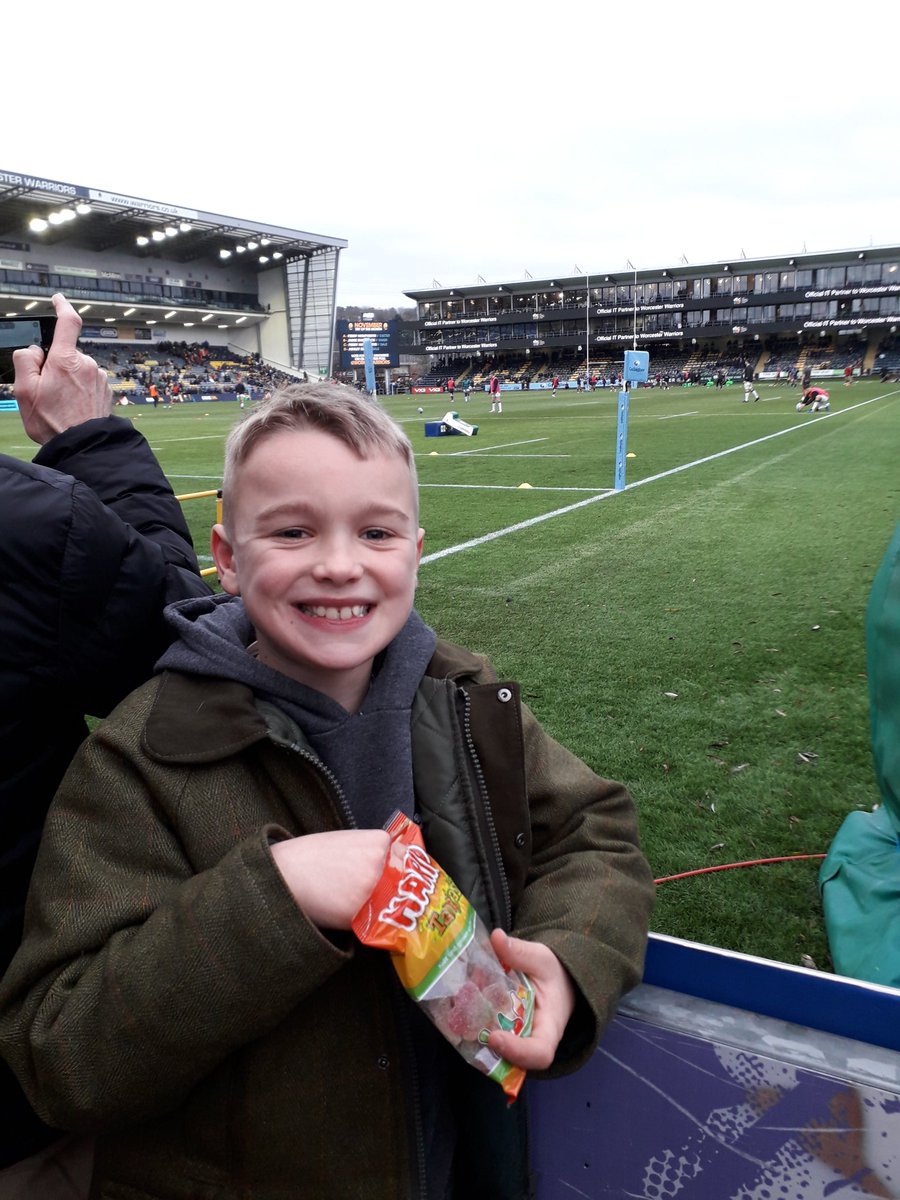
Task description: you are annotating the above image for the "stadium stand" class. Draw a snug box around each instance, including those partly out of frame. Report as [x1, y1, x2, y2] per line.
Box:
[404, 248, 900, 390]
[0, 168, 347, 389]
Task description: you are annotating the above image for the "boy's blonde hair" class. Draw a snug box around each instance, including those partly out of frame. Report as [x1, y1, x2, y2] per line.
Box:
[221, 382, 419, 528]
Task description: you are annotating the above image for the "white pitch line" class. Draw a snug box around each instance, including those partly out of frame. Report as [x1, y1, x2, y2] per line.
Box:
[449, 437, 548, 456]
[658, 411, 699, 420]
[420, 392, 894, 566]
[421, 483, 611, 493]
[148, 434, 226, 443]
[440, 453, 571, 459]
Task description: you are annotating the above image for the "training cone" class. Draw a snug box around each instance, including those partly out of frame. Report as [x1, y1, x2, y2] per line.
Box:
[626, 452, 636, 459]
[518, 482, 533, 489]
[430, 451, 439, 456]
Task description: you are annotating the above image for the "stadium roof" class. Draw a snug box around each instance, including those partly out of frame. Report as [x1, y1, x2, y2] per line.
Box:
[0, 168, 347, 269]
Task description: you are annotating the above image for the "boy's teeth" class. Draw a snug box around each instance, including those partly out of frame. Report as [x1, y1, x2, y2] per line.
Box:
[302, 604, 369, 620]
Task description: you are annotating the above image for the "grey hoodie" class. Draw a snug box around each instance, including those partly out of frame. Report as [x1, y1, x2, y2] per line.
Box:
[157, 593, 438, 829]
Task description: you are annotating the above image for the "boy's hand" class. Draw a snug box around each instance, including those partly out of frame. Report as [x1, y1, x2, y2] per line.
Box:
[14, 293, 113, 445]
[486, 928, 576, 1071]
[271, 829, 390, 931]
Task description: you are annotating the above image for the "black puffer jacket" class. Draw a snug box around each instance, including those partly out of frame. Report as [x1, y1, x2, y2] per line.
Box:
[0, 414, 210, 1165]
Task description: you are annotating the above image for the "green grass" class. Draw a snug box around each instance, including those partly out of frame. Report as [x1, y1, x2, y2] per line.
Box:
[4, 379, 898, 970]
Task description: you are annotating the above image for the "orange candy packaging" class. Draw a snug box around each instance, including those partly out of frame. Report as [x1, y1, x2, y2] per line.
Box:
[352, 810, 534, 1101]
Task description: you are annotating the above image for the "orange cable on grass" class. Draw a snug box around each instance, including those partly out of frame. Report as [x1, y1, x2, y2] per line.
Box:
[654, 853, 827, 885]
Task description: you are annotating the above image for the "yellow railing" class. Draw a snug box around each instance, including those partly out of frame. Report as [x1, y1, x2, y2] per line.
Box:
[176, 488, 222, 578]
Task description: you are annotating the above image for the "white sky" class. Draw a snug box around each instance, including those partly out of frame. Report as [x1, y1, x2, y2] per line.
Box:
[4, 1, 898, 309]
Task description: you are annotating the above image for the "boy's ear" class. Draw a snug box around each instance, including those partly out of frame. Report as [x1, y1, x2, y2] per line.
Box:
[211, 524, 240, 595]
[416, 527, 425, 565]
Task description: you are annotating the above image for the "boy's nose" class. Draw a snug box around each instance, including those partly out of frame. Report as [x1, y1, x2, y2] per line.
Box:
[311, 538, 363, 583]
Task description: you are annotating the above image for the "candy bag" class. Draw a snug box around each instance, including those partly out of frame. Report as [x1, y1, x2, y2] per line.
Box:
[351, 810, 534, 1101]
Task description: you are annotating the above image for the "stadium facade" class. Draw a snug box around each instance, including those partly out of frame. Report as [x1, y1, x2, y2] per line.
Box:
[0, 169, 347, 376]
[403, 245, 900, 382]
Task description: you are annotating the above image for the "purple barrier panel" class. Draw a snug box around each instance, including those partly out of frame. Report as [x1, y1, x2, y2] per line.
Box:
[530, 934, 900, 1199]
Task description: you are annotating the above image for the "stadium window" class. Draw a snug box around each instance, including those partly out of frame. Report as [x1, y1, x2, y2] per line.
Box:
[778, 270, 795, 290]
[864, 263, 883, 284]
[845, 261, 864, 285]
[823, 266, 845, 288]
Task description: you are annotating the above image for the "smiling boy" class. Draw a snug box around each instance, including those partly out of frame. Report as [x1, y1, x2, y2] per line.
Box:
[0, 383, 654, 1199]
[212, 417, 424, 713]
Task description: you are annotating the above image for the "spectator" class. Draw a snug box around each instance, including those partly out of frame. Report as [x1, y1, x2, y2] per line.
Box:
[0, 293, 209, 1195]
[820, 519, 900, 987]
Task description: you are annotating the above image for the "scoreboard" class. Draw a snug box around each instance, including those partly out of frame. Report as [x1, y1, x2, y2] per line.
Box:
[337, 319, 399, 369]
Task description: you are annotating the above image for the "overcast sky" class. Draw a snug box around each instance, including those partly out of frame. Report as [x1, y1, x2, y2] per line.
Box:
[5, 2, 897, 309]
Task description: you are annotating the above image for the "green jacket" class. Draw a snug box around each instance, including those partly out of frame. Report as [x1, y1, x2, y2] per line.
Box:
[0, 640, 654, 1199]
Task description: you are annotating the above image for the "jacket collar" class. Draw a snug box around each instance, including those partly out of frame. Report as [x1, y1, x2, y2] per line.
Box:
[142, 640, 491, 764]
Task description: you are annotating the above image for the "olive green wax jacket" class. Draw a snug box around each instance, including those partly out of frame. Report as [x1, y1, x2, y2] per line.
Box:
[0, 640, 654, 1199]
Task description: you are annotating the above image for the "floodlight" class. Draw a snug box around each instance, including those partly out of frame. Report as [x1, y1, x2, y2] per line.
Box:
[29, 218, 48, 232]
[164, 311, 177, 319]
[151, 230, 166, 242]
[219, 249, 231, 259]
[136, 235, 149, 246]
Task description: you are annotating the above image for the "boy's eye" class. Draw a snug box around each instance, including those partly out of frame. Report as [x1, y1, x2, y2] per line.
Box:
[277, 528, 309, 540]
[363, 528, 392, 542]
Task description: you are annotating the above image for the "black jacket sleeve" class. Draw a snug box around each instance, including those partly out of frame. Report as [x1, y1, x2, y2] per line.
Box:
[31, 415, 211, 712]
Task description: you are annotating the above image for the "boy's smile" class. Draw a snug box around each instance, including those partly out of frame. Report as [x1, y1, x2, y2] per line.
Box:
[212, 428, 424, 712]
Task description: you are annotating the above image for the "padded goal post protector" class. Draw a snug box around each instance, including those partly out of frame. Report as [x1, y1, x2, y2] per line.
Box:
[819, 518, 900, 988]
[424, 411, 479, 437]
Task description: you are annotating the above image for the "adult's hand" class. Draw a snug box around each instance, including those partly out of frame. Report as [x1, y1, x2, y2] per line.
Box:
[14, 292, 113, 445]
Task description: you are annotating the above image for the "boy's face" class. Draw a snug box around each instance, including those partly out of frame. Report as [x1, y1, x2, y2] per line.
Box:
[212, 427, 424, 712]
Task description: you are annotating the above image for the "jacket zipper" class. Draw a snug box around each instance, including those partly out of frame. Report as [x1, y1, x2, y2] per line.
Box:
[278, 738, 429, 1199]
[459, 689, 513, 933]
[281, 739, 358, 829]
